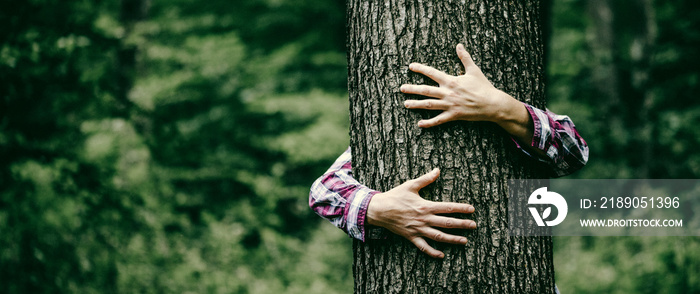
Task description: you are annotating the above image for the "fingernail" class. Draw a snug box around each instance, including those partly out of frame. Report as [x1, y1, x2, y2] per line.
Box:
[400, 85, 406, 92]
[470, 222, 477, 229]
[467, 206, 474, 213]
[404, 101, 410, 107]
[409, 63, 416, 70]
[461, 238, 468, 244]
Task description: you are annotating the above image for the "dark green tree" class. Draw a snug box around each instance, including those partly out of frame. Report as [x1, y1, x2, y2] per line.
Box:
[0, 0, 140, 292]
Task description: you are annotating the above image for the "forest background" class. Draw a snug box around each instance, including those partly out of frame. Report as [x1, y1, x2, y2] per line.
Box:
[1, 0, 699, 293]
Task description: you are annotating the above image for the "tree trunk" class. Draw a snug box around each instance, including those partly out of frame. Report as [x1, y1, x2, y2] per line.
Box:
[347, 1, 554, 293]
[585, 0, 657, 178]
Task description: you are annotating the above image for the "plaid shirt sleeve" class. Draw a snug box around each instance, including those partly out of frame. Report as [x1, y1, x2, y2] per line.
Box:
[518, 103, 589, 177]
[309, 147, 380, 241]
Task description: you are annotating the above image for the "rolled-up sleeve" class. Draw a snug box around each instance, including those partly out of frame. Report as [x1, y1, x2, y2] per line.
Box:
[309, 147, 379, 241]
[520, 104, 589, 177]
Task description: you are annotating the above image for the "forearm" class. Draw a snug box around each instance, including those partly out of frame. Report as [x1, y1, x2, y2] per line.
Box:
[490, 91, 589, 176]
[399, 44, 587, 176]
[491, 90, 547, 157]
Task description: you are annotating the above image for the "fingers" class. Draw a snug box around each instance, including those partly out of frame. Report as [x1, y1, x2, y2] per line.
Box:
[417, 112, 452, 128]
[409, 227, 469, 258]
[400, 84, 449, 99]
[425, 215, 477, 229]
[411, 168, 440, 190]
[422, 227, 468, 245]
[409, 236, 444, 259]
[409, 63, 451, 84]
[404, 99, 450, 110]
[456, 43, 477, 70]
[428, 201, 476, 214]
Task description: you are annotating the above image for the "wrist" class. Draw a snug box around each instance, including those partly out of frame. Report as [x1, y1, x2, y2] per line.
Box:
[366, 192, 384, 227]
[491, 90, 523, 124]
[492, 93, 535, 145]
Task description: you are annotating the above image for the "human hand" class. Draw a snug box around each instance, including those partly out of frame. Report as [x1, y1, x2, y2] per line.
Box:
[366, 168, 477, 258]
[401, 44, 525, 128]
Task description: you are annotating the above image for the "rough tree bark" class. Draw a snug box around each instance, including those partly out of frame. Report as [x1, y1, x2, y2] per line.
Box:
[347, 1, 554, 293]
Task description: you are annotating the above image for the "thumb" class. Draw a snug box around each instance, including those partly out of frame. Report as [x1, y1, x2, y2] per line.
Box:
[456, 44, 477, 71]
[411, 168, 440, 190]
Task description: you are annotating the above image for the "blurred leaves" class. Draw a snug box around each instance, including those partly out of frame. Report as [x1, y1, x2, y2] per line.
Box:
[1, 0, 351, 293]
[548, 0, 700, 180]
[549, 0, 700, 293]
[0, 0, 698, 293]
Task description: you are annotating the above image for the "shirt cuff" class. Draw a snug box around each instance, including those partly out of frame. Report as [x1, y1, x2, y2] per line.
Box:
[523, 103, 548, 150]
[345, 188, 380, 242]
[509, 104, 539, 148]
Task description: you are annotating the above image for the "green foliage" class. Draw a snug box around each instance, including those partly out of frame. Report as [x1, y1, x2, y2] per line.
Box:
[548, 0, 700, 179]
[1, 0, 133, 292]
[1, 0, 352, 292]
[548, 0, 700, 292]
[1, 0, 698, 292]
[554, 236, 700, 294]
